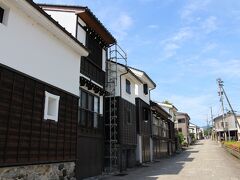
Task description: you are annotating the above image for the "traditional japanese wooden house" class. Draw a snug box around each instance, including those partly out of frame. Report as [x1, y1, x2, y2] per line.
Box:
[104, 62, 141, 171]
[129, 68, 156, 163]
[150, 101, 175, 159]
[0, 0, 88, 179]
[40, 4, 116, 179]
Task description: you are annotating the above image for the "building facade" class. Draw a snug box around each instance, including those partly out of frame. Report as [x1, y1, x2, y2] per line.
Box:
[0, 0, 88, 179]
[40, 4, 117, 179]
[129, 67, 156, 164]
[158, 102, 178, 151]
[176, 112, 190, 145]
[104, 62, 141, 171]
[189, 123, 201, 143]
[213, 113, 239, 141]
[150, 101, 175, 159]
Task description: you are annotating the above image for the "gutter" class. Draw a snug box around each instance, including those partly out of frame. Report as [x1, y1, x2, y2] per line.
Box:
[149, 86, 156, 103]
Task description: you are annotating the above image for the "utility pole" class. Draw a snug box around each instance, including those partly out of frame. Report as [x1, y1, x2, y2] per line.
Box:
[210, 107, 214, 140]
[206, 115, 209, 139]
[217, 78, 228, 141]
[221, 84, 240, 140]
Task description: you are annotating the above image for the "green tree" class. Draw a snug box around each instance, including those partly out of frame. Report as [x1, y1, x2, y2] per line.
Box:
[178, 132, 184, 145]
[162, 100, 172, 105]
[190, 133, 196, 143]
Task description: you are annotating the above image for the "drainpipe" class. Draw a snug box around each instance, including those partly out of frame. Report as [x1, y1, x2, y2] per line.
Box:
[149, 86, 156, 131]
[119, 67, 130, 97]
[149, 86, 156, 161]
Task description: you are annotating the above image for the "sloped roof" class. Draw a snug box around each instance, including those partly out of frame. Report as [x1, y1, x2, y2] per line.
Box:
[38, 4, 116, 45]
[150, 101, 171, 119]
[108, 61, 143, 83]
[129, 66, 156, 88]
[26, 0, 88, 54]
[176, 112, 190, 120]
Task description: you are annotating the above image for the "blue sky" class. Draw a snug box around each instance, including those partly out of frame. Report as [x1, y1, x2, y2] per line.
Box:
[35, 0, 240, 127]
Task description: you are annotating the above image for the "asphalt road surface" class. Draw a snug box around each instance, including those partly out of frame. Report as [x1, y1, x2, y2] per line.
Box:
[103, 140, 240, 180]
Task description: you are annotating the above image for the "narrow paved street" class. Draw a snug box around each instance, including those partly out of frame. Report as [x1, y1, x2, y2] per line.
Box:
[103, 140, 240, 180]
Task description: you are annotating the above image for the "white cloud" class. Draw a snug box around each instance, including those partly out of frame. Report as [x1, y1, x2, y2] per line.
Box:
[202, 42, 218, 53]
[161, 27, 193, 59]
[148, 24, 159, 29]
[169, 94, 215, 126]
[201, 16, 218, 34]
[181, 0, 211, 21]
[110, 13, 133, 40]
[206, 58, 240, 78]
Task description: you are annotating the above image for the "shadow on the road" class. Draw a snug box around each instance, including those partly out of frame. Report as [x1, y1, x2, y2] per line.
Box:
[187, 150, 199, 153]
[103, 143, 203, 180]
[192, 143, 204, 145]
[139, 150, 197, 179]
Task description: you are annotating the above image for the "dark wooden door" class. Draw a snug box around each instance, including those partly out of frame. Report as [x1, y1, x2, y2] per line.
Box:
[76, 135, 103, 179]
[142, 135, 150, 162]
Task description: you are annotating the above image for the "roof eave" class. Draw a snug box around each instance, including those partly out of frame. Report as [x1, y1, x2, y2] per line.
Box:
[23, 0, 89, 56]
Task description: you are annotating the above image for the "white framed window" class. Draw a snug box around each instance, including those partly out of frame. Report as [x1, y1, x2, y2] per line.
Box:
[44, 91, 60, 122]
[126, 79, 131, 94]
[93, 96, 99, 128]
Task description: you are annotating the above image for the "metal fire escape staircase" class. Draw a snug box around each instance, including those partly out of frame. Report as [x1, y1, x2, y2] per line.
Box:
[105, 44, 127, 173]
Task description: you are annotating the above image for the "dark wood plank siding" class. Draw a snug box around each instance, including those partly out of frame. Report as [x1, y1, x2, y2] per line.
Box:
[135, 98, 151, 163]
[85, 29, 103, 68]
[142, 135, 150, 162]
[104, 97, 137, 146]
[80, 57, 105, 86]
[76, 134, 103, 179]
[76, 113, 104, 179]
[119, 98, 137, 146]
[0, 65, 78, 166]
[135, 98, 151, 136]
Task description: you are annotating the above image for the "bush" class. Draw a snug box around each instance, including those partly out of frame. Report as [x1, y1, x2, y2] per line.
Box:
[178, 132, 185, 145]
[190, 133, 196, 144]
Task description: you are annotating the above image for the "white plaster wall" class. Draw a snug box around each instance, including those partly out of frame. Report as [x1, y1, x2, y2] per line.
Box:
[121, 73, 137, 105]
[44, 10, 76, 36]
[78, 18, 86, 27]
[77, 23, 86, 45]
[136, 135, 142, 163]
[215, 115, 238, 131]
[227, 115, 238, 131]
[137, 84, 150, 105]
[102, 49, 106, 72]
[0, 2, 80, 95]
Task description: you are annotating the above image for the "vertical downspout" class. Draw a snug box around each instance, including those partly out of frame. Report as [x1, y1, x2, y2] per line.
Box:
[120, 67, 129, 97]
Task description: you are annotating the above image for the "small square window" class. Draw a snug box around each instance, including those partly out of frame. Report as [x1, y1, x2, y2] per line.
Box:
[44, 91, 60, 121]
[0, 7, 4, 23]
[126, 79, 131, 94]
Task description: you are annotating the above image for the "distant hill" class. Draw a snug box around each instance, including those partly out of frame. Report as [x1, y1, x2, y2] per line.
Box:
[201, 126, 212, 130]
